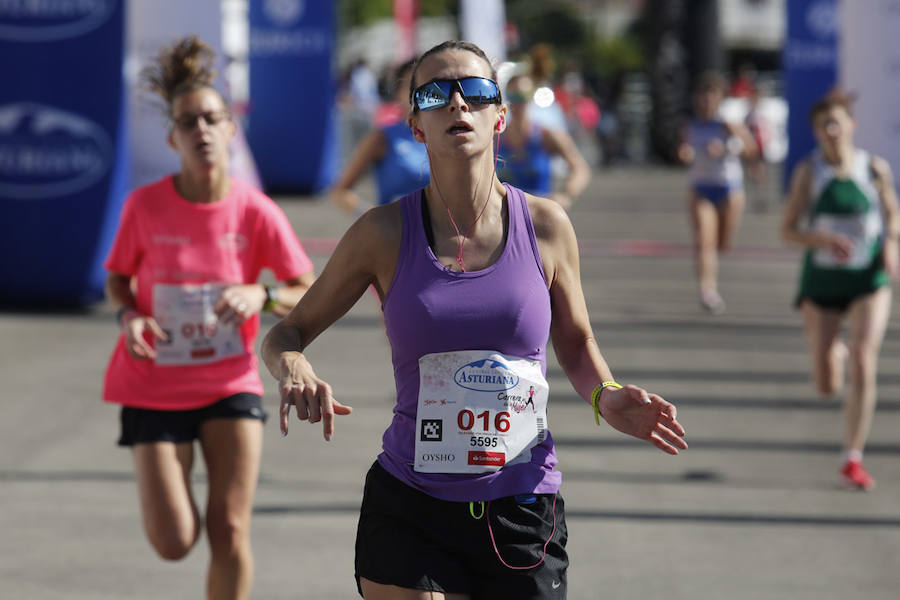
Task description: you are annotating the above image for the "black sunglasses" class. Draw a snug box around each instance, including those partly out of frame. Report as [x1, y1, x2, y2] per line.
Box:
[412, 77, 502, 112]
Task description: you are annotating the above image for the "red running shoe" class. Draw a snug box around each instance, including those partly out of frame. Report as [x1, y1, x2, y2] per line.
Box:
[840, 460, 875, 491]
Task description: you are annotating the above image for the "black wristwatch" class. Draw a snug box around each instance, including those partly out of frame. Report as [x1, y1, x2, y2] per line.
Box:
[263, 285, 278, 312]
[116, 305, 136, 326]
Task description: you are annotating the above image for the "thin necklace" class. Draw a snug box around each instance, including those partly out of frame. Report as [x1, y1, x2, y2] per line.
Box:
[426, 134, 501, 272]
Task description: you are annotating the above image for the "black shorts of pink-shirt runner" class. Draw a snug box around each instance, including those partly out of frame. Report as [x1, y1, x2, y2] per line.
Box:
[117, 392, 267, 446]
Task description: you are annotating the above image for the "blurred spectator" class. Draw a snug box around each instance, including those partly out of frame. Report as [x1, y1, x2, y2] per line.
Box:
[729, 62, 757, 99]
[556, 70, 601, 132]
[373, 62, 408, 127]
[343, 58, 380, 149]
[525, 44, 567, 131]
[348, 58, 380, 116]
[498, 74, 590, 210]
[593, 70, 628, 166]
[329, 59, 429, 216]
[743, 85, 773, 209]
[555, 66, 601, 165]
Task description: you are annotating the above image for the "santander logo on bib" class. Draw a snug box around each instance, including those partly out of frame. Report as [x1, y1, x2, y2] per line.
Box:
[453, 358, 519, 392]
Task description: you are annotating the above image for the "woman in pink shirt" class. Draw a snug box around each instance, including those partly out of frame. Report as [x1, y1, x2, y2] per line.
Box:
[103, 36, 315, 599]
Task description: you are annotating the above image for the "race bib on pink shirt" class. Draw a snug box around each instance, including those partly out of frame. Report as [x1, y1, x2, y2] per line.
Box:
[152, 283, 243, 366]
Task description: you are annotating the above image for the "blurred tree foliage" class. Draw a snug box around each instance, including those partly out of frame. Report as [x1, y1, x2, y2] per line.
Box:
[338, 0, 391, 28]
[421, 0, 458, 18]
[336, 0, 644, 89]
[505, 0, 588, 53]
[505, 0, 645, 96]
[339, 0, 459, 30]
[585, 34, 644, 78]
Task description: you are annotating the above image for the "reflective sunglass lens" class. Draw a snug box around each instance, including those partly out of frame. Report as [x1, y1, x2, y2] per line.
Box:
[458, 78, 500, 104]
[414, 81, 450, 111]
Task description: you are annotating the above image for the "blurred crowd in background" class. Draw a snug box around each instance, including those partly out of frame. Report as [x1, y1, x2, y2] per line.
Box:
[5, 0, 884, 307]
[332, 0, 786, 173]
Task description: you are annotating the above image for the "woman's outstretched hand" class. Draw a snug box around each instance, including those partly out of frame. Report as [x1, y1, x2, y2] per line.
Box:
[598, 385, 687, 455]
[278, 352, 352, 441]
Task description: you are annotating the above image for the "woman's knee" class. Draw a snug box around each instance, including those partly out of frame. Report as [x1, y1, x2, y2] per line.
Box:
[717, 221, 737, 252]
[206, 512, 250, 558]
[847, 343, 877, 381]
[147, 526, 198, 561]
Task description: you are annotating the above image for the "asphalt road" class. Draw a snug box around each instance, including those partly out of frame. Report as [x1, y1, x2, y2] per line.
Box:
[2, 166, 899, 599]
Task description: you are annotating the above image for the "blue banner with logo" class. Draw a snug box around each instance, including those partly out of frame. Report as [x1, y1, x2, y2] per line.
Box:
[246, 0, 338, 193]
[783, 0, 837, 188]
[0, 0, 128, 306]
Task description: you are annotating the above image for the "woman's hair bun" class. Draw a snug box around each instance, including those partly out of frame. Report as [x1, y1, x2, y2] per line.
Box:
[141, 35, 217, 105]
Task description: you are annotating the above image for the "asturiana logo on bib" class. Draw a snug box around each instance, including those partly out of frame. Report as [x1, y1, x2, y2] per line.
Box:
[0, 0, 115, 42]
[453, 358, 519, 392]
[0, 102, 113, 200]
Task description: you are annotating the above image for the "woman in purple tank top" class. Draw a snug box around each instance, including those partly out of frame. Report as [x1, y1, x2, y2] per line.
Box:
[262, 41, 687, 600]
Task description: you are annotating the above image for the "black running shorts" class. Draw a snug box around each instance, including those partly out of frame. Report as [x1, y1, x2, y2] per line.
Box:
[354, 461, 568, 599]
[117, 392, 267, 446]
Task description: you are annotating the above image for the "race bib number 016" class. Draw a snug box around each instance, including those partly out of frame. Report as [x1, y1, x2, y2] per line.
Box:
[414, 350, 549, 474]
[153, 283, 243, 366]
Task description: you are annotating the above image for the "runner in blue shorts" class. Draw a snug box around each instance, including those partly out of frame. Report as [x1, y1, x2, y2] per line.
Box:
[678, 71, 758, 314]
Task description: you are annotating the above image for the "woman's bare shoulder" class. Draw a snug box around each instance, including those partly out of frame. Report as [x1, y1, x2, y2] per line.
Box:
[338, 198, 400, 244]
[524, 192, 573, 243]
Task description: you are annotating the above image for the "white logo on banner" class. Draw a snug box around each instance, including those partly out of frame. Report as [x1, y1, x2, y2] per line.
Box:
[0, 103, 113, 200]
[806, 0, 837, 39]
[0, 0, 115, 42]
[251, 0, 327, 57]
[785, 0, 837, 69]
[264, 0, 304, 26]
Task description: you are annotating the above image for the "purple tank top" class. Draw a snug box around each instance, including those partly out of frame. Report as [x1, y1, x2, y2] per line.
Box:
[378, 184, 562, 502]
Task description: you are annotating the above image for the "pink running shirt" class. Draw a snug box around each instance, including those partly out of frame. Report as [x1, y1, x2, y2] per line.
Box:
[102, 176, 313, 410]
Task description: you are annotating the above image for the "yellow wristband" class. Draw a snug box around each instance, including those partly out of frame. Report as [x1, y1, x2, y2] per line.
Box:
[591, 381, 622, 425]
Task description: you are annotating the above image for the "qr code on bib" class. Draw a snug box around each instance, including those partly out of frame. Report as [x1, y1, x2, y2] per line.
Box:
[420, 419, 443, 442]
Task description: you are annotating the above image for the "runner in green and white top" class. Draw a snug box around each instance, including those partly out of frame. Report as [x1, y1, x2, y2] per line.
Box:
[781, 90, 900, 491]
[797, 147, 887, 301]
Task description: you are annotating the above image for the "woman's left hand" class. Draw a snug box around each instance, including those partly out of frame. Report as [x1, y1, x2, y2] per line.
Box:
[215, 284, 267, 325]
[598, 385, 688, 455]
